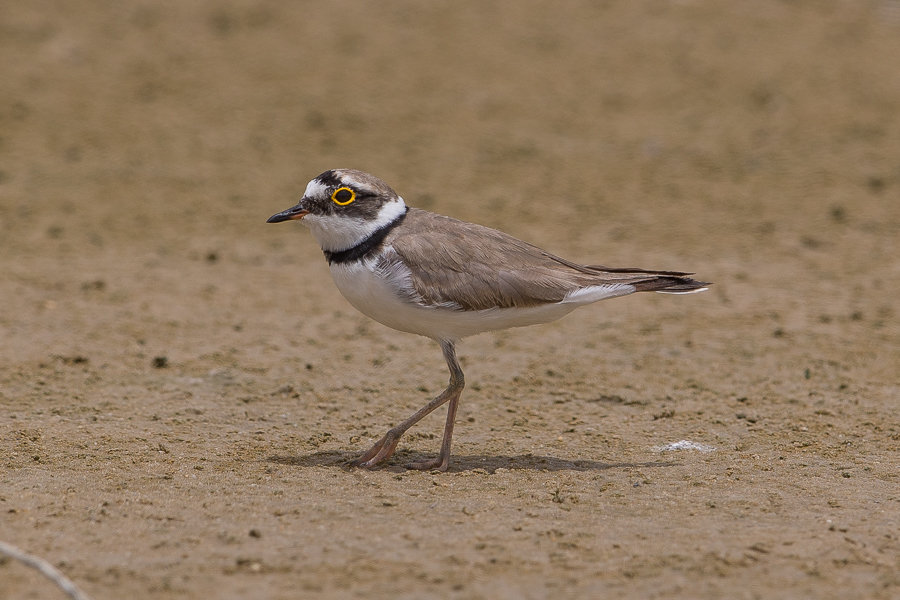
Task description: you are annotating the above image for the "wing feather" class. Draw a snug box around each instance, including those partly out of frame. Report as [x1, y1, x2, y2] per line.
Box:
[384, 209, 706, 311]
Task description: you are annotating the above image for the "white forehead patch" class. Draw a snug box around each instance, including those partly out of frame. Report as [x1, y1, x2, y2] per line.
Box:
[304, 178, 330, 199]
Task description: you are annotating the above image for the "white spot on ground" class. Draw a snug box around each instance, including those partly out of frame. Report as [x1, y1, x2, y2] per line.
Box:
[655, 440, 716, 452]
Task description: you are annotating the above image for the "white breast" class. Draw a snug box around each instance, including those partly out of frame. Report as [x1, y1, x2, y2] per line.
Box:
[328, 253, 626, 342]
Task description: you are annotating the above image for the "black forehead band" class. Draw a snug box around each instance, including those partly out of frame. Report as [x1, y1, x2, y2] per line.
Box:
[314, 170, 343, 188]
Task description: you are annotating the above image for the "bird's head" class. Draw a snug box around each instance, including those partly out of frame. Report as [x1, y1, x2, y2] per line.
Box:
[267, 169, 407, 253]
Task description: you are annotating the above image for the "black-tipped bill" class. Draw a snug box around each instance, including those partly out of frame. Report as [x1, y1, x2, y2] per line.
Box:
[267, 204, 309, 223]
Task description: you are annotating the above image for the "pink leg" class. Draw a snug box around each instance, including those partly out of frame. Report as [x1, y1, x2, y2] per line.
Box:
[350, 340, 464, 470]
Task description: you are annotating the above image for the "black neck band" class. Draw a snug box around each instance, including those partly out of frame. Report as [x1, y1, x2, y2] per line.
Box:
[323, 207, 408, 265]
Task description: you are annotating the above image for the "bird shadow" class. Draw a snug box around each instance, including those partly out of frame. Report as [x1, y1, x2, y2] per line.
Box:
[267, 450, 677, 473]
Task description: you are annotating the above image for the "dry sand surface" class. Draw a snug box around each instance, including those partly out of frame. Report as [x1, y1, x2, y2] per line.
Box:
[2, 1, 898, 599]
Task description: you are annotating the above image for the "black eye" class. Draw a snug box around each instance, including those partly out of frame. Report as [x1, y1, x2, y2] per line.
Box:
[331, 187, 356, 206]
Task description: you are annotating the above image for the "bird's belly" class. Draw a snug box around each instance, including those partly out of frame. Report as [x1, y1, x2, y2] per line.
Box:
[329, 261, 580, 341]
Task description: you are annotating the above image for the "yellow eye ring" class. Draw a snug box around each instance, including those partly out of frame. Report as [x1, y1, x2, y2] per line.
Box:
[331, 187, 356, 206]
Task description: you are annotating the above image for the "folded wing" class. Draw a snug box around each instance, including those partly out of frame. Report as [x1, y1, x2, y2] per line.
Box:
[384, 209, 709, 311]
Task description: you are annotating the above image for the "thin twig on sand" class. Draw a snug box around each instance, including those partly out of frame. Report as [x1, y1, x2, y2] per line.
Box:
[0, 540, 93, 600]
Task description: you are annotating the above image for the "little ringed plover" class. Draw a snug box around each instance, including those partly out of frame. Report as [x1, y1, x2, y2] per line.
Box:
[267, 169, 709, 471]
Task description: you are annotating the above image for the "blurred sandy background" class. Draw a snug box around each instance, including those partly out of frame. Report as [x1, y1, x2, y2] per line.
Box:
[1, 2, 898, 599]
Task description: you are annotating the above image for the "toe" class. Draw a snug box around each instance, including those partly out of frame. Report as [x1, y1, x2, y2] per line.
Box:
[405, 458, 449, 472]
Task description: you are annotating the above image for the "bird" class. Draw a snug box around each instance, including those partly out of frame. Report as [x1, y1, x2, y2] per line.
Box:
[267, 169, 709, 471]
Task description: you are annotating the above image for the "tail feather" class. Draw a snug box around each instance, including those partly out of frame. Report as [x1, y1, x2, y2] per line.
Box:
[544, 253, 710, 295]
[631, 275, 710, 294]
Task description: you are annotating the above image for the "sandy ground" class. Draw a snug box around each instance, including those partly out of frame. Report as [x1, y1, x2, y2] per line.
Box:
[1, 1, 898, 598]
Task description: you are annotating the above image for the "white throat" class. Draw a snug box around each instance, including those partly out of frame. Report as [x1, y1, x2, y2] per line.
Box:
[304, 198, 407, 252]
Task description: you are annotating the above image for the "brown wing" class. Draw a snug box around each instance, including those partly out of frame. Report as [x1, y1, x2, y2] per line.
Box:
[384, 209, 705, 311]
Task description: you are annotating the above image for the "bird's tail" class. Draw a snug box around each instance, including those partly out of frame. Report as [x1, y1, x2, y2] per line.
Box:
[631, 274, 710, 294]
[548, 256, 711, 295]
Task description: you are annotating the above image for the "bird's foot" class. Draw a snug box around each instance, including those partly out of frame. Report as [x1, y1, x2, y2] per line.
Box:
[348, 431, 402, 469]
[405, 455, 450, 472]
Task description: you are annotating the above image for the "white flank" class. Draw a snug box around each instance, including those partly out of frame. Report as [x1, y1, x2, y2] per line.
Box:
[562, 284, 636, 304]
[304, 198, 407, 253]
[329, 251, 585, 341]
[656, 287, 709, 295]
